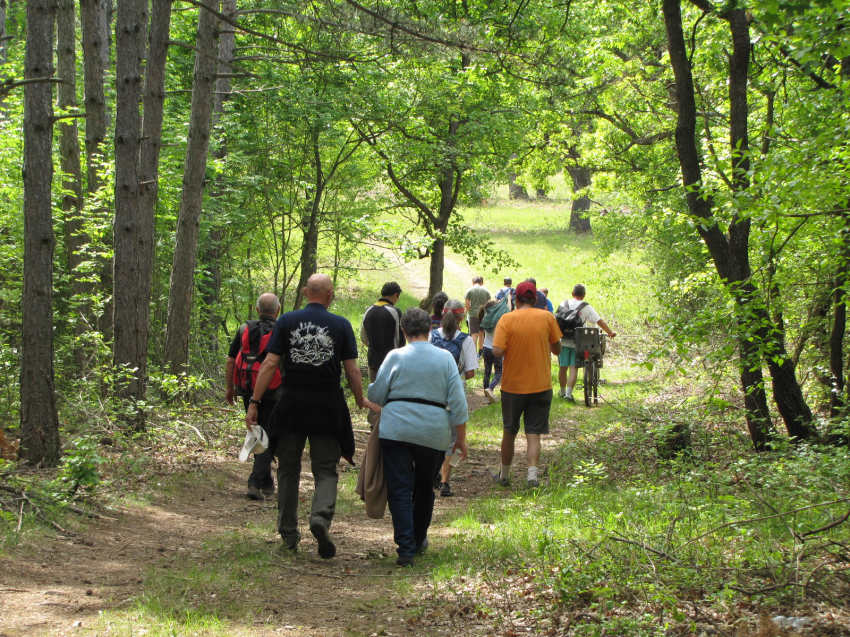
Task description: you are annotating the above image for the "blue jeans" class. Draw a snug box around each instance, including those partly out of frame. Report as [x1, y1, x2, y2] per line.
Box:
[380, 438, 445, 558]
[482, 346, 502, 390]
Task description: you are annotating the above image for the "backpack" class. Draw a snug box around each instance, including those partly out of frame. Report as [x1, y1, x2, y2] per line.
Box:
[430, 329, 469, 373]
[555, 301, 589, 340]
[480, 295, 510, 332]
[233, 320, 282, 396]
[495, 286, 515, 308]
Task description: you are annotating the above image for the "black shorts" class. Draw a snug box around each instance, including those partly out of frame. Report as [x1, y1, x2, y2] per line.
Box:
[467, 316, 481, 335]
[501, 389, 553, 435]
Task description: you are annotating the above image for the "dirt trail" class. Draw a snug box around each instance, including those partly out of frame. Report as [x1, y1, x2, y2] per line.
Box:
[373, 249, 477, 300]
[0, 390, 542, 637]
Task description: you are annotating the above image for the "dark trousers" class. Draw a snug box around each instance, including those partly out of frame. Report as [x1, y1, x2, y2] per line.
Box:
[242, 396, 275, 489]
[276, 433, 341, 548]
[380, 438, 445, 558]
[482, 346, 503, 390]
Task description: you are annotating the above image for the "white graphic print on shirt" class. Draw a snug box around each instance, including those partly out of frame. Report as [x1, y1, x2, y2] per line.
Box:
[289, 322, 334, 366]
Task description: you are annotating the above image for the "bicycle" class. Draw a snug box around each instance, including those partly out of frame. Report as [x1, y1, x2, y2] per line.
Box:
[574, 326, 606, 407]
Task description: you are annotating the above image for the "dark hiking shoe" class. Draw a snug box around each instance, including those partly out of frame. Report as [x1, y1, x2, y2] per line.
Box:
[439, 482, 454, 497]
[396, 555, 415, 568]
[261, 486, 275, 497]
[247, 485, 264, 500]
[415, 538, 429, 555]
[527, 478, 540, 489]
[310, 521, 336, 559]
[489, 468, 509, 487]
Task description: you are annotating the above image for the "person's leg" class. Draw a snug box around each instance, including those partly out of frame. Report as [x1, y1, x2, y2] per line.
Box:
[558, 366, 568, 395]
[567, 365, 579, 393]
[307, 434, 341, 530]
[412, 445, 445, 549]
[276, 433, 307, 548]
[490, 355, 503, 391]
[557, 347, 576, 397]
[249, 399, 277, 493]
[482, 347, 493, 388]
[523, 389, 553, 485]
[495, 391, 523, 483]
[476, 330, 485, 352]
[380, 438, 417, 558]
[439, 428, 456, 495]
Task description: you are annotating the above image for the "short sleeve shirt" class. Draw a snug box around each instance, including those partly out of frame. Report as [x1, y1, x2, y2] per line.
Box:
[266, 303, 358, 380]
[430, 328, 479, 375]
[493, 309, 561, 394]
[558, 299, 602, 348]
[464, 285, 491, 315]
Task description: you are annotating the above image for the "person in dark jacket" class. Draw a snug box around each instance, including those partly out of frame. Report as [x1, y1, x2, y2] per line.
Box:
[360, 281, 405, 383]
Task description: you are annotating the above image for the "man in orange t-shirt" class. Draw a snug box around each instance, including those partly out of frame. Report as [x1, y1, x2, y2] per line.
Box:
[491, 281, 562, 488]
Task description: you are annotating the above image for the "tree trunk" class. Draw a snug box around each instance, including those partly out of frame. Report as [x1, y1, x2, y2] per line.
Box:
[663, 0, 788, 447]
[507, 154, 528, 200]
[112, 0, 148, 423]
[566, 165, 592, 232]
[198, 0, 235, 346]
[830, 220, 848, 417]
[20, 0, 60, 465]
[164, 0, 221, 373]
[0, 0, 10, 116]
[80, 0, 111, 337]
[57, 0, 87, 374]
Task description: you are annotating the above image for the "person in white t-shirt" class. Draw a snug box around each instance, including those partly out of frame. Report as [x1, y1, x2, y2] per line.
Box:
[557, 284, 616, 402]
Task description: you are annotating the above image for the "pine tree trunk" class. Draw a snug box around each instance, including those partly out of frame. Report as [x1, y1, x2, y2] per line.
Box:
[164, 0, 221, 373]
[198, 0, 235, 347]
[58, 0, 87, 375]
[80, 0, 111, 337]
[20, 0, 60, 465]
[567, 165, 592, 232]
[112, 0, 148, 424]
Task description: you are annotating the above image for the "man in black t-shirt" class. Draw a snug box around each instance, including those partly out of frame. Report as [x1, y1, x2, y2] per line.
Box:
[360, 281, 405, 383]
[225, 293, 282, 501]
[246, 274, 380, 559]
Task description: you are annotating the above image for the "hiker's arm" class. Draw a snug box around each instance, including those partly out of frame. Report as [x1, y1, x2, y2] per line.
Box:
[465, 298, 471, 312]
[549, 341, 562, 356]
[464, 370, 475, 380]
[245, 353, 281, 429]
[225, 357, 237, 405]
[597, 319, 616, 338]
[492, 345, 506, 358]
[343, 358, 381, 413]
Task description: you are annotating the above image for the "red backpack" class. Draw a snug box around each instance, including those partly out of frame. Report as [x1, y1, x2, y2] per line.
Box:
[233, 320, 282, 396]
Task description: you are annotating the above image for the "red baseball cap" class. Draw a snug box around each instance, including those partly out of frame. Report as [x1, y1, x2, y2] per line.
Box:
[515, 281, 537, 299]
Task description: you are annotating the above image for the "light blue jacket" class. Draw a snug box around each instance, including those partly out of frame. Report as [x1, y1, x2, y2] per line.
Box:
[368, 341, 469, 451]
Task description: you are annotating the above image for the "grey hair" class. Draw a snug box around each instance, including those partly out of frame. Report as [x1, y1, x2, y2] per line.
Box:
[257, 293, 281, 315]
[401, 307, 431, 338]
[572, 284, 587, 298]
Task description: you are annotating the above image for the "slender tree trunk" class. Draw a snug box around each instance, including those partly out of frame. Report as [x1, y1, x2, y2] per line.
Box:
[198, 0, 235, 347]
[80, 0, 111, 336]
[830, 217, 849, 417]
[112, 0, 148, 423]
[57, 0, 86, 373]
[164, 0, 221, 373]
[20, 0, 60, 465]
[566, 164, 592, 232]
[0, 0, 10, 116]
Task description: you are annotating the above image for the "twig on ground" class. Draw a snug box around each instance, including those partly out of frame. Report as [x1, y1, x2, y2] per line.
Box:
[801, 508, 850, 538]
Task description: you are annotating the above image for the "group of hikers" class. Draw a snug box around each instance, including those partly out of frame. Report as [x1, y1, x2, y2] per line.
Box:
[224, 273, 615, 567]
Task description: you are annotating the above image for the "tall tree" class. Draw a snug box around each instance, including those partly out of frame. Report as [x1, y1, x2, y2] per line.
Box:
[164, 0, 221, 372]
[57, 0, 86, 373]
[662, 0, 814, 445]
[20, 0, 60, 464]
[112, 0, 148, 421]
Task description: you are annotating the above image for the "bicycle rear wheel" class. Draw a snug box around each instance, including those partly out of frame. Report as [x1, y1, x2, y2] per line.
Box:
[592, 358, 599, 405]
[583, 360, 593, 407]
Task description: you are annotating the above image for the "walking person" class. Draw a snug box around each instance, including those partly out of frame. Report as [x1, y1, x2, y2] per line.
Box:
[491, 281, 562, 488]
[495, 277, 515, 311]
[540, 288, 554, 313]
[368, 307, 469, 567]
[361, 282, 405, 427]
[429, 291, 449, 328]
[525, 277, 549, 310]
[246, 274, 380, 558]
[557, 284, 616, 402]
[478, 299, 504, 404]
[226, 293, 283, 500]
[429, 299, 477, 497]
[464, 276, 491, 356]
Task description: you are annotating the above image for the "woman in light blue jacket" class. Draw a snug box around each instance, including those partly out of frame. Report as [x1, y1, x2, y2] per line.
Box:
[368, 307, 469, 567]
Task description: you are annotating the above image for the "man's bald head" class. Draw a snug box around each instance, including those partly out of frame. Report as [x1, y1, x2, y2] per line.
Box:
[256, 293, 281, 317]
[304, 273, 334, 306]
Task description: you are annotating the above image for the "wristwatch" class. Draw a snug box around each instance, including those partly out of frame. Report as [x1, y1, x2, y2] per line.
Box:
[248, 398, 261, 406]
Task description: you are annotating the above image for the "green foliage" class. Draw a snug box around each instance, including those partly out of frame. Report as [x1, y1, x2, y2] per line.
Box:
[52, 436, 104, 497]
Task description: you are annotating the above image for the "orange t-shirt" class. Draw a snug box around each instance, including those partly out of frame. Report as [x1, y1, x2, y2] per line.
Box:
[492, 308, 561, 394]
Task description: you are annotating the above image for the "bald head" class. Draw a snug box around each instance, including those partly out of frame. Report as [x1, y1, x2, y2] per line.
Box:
[304, 273, 334, 306]
[256, 293, 281, 317]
